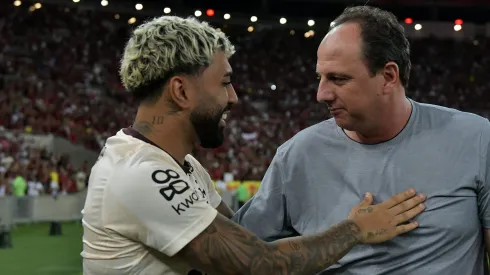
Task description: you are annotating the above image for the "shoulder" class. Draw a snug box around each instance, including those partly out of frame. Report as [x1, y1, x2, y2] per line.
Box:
[103, 129, 182, 170]
[100, 134, 189, 194]
[184, 154, 213, 182]
[276, 119, 338, 159]
[415, 101, 490, 135]
[185, 154, 206, 174]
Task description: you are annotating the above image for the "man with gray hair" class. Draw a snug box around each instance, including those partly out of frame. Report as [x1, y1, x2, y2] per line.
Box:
[81, 15, 426, 275]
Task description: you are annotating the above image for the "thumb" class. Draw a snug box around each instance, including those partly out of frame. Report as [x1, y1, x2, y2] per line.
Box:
[359, 192, 374, 206]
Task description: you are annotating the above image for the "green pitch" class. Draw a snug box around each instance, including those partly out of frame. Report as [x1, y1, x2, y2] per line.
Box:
[0, 222, 83, 275]
[1, 222, 488, 274]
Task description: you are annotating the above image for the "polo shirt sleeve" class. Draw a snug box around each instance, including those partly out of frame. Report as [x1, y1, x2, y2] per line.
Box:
[108, 158, 217, 257]
[477, 122, 490, 228]
[231, 151, 296, 241]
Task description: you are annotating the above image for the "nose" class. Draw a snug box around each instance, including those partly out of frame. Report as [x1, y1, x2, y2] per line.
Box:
[316, 78, 336, 103]
[227, 84, 238, 105]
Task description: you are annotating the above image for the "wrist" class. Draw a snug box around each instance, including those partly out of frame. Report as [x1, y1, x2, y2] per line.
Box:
[342, 219, 363, 242]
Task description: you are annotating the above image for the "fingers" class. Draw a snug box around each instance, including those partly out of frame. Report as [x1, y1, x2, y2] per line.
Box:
[358, 192, 374, 207]
[379, 189, 417, 209]
[389, 193, 426, 216]
[395, 221, 419, 235]
[394, 203, 425, 224]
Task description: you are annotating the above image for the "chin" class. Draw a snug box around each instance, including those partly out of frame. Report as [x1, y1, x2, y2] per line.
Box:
[199, 134, 225, 149]
[333, 117, 353, 130]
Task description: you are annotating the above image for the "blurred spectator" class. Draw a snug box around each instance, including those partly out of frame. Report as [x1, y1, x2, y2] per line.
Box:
[75, 169, 87, 192]
[11, 164, 27, 197]
[27, 170, 44, 196]
[48, 163, 60, 196]
[0, 172, 9, 197]
[236, 182, 251, 208]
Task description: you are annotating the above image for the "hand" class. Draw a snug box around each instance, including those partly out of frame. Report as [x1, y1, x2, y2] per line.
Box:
[347, 189, 426, 244]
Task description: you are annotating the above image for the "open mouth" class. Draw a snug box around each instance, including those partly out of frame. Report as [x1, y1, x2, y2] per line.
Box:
[219, 112, 229, 126]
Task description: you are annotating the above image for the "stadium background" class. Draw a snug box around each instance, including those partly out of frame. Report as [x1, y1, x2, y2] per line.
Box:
[1, 0, 490, 273]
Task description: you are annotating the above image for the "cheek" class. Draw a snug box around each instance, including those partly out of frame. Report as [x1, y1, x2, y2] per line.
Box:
[368, 74, 386, 95]
[206, 86, 226, 104]
[361, 81, 386, 114]
[339, 84, 365, 108]
[337, 83, 374, 117]
[352, 80, 379, 102]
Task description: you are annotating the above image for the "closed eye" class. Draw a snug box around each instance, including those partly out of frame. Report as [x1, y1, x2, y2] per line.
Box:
[316, 72, 351, 83]
[327, 76, 349, 82]
[327, 74, 352, 85]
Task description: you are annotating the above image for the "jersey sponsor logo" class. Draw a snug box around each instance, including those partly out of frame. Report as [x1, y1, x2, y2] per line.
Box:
[152, 169, 190, 201]
[171, 187, 208, 215]
[198, 187, 206, 198]
[159, 180, 190, 201]
[152, 169, 209, 215]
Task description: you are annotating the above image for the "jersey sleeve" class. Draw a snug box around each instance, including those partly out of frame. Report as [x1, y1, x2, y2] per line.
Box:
[231, 151, 296, 241]
[108, 157, 218, 257]
[202, 167, 222, 209]
[188, 155, 222, 209]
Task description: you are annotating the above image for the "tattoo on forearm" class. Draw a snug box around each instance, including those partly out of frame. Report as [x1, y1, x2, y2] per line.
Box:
[216, 201, 234, 219]
[180, 215, 361, 275]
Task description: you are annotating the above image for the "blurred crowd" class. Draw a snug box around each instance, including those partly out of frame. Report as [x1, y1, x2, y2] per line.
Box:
[1, 3, 490, 196]
[0, 129, 88, 197]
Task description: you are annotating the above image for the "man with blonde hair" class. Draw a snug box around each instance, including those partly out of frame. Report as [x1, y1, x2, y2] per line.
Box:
[81, 15, 426, 275]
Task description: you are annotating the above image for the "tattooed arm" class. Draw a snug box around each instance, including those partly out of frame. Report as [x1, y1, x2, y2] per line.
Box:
[178, 189, 426, 275]
[179, 213, 359, 275]
[216, 200, 234, 219]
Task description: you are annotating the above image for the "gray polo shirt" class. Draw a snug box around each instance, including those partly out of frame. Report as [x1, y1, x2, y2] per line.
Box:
[232, 100, 490, 275]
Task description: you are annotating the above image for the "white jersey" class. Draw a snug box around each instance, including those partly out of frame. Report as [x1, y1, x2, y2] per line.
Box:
[27, 181, 44, 196]
[81, 128, 222, 275]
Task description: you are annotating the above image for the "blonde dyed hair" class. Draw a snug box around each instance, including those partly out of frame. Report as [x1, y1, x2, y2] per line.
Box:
[120, 16, 235, 100]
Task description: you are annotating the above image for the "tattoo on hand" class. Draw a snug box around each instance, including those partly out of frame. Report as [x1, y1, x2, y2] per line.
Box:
[358, 207, 373, 214]
[366, 229, 388, 240]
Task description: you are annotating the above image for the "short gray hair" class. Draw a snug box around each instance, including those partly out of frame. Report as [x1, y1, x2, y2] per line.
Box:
[120, 16, 235, 102]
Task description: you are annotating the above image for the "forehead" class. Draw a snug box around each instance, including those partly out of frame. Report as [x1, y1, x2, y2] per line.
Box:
[316, 23, 364, 73]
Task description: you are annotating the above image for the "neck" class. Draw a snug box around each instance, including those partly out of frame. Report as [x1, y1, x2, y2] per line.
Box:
[132, 108, 194, 165]
[345, 95, 412, 144]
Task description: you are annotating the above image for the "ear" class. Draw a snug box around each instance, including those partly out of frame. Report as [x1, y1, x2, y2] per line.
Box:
[167, 75, 194, 110]
[382, 61, 399, 93]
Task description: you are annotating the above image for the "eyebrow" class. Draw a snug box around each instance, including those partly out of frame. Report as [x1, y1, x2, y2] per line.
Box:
[317, 71, 352, 79]
[223, 71, 233, 78]
[327, 72, 351, 78]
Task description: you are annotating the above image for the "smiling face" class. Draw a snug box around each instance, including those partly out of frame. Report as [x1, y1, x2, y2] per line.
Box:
[189, 51, 237, 148]
[316, 22, 386, 131]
